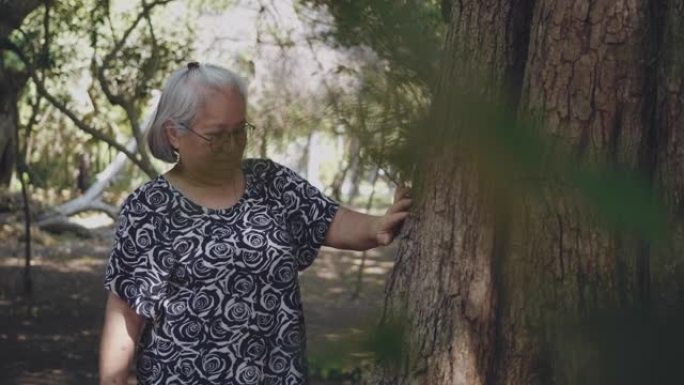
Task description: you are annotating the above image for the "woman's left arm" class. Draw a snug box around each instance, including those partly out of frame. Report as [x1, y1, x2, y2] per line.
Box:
[323, 187, 412, 251]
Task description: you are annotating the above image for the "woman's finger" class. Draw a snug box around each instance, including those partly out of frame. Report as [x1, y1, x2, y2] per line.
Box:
[377, 211, 410, 245]
[394, 184, 411, 201]
[381, 211, 410, 231]
[386, 198, 412, 215]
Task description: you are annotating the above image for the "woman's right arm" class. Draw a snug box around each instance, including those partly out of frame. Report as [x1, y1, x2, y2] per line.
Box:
[99, 292, 145, 385]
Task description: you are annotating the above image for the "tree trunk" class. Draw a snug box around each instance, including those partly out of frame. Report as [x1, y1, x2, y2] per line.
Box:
[0, 70, 21, 186]
[369, 1, 684, 384]
[0, 0, 44, 187]
[0, 66, 30, 187]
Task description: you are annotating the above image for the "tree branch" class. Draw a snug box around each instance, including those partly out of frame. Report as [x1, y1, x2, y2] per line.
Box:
[95, 0, 174, 173]
[33, 76, 156, 176]
[1, 38, 157, 176]
[38, 125, 150, 225]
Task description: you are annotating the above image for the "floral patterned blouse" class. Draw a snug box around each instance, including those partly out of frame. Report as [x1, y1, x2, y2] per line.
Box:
[104, 158, 339, 385]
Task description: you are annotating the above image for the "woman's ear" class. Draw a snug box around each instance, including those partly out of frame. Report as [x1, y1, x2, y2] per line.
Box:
[163, 121, 181, 151]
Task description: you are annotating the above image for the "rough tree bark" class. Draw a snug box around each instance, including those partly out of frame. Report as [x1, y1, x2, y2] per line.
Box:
[368, 1, 684, 384]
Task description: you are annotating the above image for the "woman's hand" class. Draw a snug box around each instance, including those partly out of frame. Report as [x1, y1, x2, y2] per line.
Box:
[373, 184, 412, 246]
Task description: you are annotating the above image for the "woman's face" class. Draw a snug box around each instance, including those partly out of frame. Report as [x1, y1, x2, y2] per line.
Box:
[169, 86, 247, 170]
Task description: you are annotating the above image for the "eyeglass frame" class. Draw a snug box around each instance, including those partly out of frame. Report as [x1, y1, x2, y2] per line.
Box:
[175, 121, 256, 152]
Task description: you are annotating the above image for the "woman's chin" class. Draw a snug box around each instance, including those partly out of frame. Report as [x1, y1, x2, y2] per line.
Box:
[209, 153, 243, 165]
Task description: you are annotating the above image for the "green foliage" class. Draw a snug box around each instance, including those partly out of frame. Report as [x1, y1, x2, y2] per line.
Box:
[291, 0, 444, 195]
[549, 307, 684, 385]
[193, 0, 237, 13]
[12, 0, 228, 195]
[301, 0, 669, 244]
[361, 314, 409, 368]
[305, 310, 413, 378]
[299, 0, 445, 86]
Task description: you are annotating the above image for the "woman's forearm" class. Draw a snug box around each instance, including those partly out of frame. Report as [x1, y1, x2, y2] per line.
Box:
[324, 206, 381, 251]
[99, 292, 144, 385]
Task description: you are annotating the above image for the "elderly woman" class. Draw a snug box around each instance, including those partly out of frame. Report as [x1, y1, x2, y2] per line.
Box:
[99, 62, 411, 385]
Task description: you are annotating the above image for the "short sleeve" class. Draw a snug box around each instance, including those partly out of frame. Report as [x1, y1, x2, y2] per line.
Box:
[103, 196, 161, 320]
[273, 161, 340, 271]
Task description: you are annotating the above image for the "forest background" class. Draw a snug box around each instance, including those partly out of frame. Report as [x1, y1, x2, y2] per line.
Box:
[0, 1, 440, 383]
[1, 0, 683, 385]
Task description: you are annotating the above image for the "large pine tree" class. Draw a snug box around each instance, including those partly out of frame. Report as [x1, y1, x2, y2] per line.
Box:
[367, 1, 684, 384]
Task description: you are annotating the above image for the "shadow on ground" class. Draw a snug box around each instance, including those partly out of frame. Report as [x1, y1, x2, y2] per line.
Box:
[0, 227, 395, 385]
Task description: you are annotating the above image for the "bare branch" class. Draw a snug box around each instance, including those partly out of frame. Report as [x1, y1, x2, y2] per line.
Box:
[95, 0, 174, 174]
[97, 0, 174, 107]
[100, 0, 174, 72]
[38, 126, 150, 225]
[2, 38, 157, 176]
[33, 76, 156, 176]
[142, 0, 160, 53]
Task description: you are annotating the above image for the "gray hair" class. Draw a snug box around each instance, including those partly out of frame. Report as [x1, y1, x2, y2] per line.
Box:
[145, 63, 248, 163]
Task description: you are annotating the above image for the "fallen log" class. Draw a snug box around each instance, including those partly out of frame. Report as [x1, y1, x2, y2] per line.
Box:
[36, 125, 153, 234]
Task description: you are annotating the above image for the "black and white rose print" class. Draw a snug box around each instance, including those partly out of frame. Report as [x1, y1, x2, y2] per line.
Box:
[104, 158, 339, 384]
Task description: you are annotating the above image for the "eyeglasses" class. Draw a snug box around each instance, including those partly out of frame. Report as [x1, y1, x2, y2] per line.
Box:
[178, 121, 256, 153]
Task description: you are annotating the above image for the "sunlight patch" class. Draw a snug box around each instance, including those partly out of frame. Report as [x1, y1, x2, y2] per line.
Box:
[70, 213, 114, 229]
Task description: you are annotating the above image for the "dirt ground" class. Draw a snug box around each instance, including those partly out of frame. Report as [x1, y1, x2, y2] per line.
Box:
[0, 225, 396, 385]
